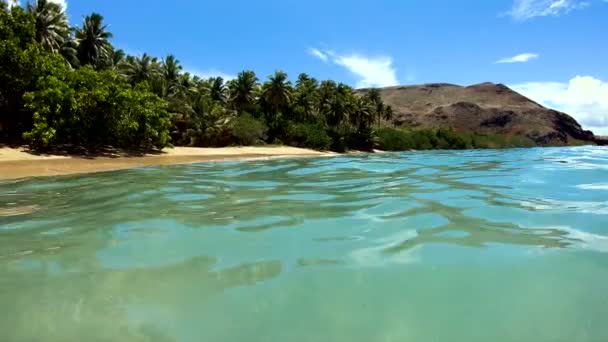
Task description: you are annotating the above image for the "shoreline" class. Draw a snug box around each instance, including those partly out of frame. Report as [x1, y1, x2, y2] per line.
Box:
[0, 146, 333, 180]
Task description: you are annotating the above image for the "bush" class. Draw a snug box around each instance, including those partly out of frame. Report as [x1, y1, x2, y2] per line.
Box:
[375, 128, 405, 151]
[230, 113, 267, 145]
[436, 128, 471, 149]
[347, 126, 375, 151]
[23, 67, 171, 149]
[284, 122, 331, 150]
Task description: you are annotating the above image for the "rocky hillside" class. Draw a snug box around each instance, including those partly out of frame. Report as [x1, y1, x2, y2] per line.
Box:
[359, 82, 598, 145]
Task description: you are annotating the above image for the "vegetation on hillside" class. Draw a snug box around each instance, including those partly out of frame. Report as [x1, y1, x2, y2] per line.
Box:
[0, 2, 538, 152]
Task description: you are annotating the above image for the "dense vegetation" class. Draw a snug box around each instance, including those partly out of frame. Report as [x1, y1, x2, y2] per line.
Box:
[0, 1, 395, 152]
[0, 1, 531, 152]
[375, 127, 536, 151]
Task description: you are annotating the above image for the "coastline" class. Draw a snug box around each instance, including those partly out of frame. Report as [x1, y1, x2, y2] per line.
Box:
[0, 146, 333, 180]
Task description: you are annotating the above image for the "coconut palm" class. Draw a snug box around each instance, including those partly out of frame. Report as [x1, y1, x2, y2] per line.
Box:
[120, 53, 160, 85]
[108, 48, 125, 69]
[261, 70, 293, 119]
[27, 0, 69, 53]
[294, 73, 318, 121]
[209, 77, 227, 104]
[161, 54, 182, 85]
[74, 13, 113, 67]
[383, 105, 395, 122]
[365, 88, 385, 122]
[59, 37, 79, 68]
[350, 97, 374, 129]
[228, 70, 258, 114]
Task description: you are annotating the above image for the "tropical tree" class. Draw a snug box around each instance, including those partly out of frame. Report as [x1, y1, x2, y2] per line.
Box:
[27, 0, 69, 53]
[161, 54, 182, 85]
[261, 70, 293, 123]
[365, 88, 385, 122]
[208, 77, 227, 104]
[74, 13, 112, 67]
[383, 105, 395, 122]
[293, 73, 318, 122]
[228, 70, 258, 115]
[120, 53, 160, 85]
[350, 97, 374, 129]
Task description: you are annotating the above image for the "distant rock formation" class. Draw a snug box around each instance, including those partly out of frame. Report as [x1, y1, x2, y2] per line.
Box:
[358, 82, 598, 145]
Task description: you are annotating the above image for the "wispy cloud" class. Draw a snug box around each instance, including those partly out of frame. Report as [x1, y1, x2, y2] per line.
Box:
[495, 53, 539, 64]
[508, 0, 590, 20]
[308, 48, 328, 63]
[309, 48, 399, 88]
[187, 68, 235, 81]
[510, 76, 608, 135]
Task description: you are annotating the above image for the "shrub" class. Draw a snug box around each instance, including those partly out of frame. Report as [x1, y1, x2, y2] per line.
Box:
[23, 67, 171, 149]
[285, 122, 331, 150]
[230, 113, 267, 145]
[375, 127, 420, 151]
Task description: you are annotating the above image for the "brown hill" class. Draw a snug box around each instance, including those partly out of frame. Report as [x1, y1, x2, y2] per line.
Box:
[358, 82, 598, 145]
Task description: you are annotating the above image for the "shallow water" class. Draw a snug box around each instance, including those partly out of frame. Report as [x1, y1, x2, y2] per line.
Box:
[1, 146, 608, 341]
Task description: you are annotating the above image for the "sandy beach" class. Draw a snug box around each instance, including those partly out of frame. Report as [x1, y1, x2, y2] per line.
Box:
[0, 146, 332, 180]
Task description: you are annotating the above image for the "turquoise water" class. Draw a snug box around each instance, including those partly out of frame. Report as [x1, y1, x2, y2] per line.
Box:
[1, 147, 608, 341]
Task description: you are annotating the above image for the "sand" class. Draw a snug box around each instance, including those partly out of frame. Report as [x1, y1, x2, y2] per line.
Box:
[0, 146, 332, 180]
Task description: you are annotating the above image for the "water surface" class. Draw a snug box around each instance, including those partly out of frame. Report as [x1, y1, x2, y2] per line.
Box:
[1, 147, 608, 341]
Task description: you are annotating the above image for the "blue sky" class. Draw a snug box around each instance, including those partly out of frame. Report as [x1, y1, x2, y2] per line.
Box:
[9, 0, 608, 134]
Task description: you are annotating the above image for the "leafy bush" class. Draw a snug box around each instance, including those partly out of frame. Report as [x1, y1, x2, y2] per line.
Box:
[23, 67, 171, 149]
[230, 113, 267, 145]
[435, 128, 471, 149]
[285, 122, 331, 150]
[375, 127, 412, 151]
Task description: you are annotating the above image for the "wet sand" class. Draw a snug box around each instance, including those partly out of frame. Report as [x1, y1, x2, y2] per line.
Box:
[0, 146, 332, 180]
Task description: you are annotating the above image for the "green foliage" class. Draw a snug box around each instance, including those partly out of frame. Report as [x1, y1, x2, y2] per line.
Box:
[23, 67, 170, 149]
[230, 113, 267, 145]
[0, 6, 67, 140]
[375, 127, 538, 151]
[285, 122, 331, 150]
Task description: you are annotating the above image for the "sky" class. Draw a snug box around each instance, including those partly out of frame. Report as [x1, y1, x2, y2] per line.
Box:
[7, 0, 608, 134]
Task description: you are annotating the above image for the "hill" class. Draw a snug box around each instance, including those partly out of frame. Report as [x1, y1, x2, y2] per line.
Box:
[358, 82, 599, 146]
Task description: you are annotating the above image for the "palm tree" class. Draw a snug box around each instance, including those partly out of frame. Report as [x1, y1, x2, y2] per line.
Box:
[209, 77, 227, 104]
[59, 37, 79, 68]
[161, 54, 182, 85]
[120, 53, 160, 85]
[261, 70, 293, 120]
[365, 88, 382, 104]
[350, 97, 373, 129]
[109, 48, 125, 69]
[294, 73, 318, 121]
[365, 88, 384, 122]
[75, 13, 113, 67]
[383, 105, 395, 122]
[228, 70, 258, 115]
[27, 0, 69, 53]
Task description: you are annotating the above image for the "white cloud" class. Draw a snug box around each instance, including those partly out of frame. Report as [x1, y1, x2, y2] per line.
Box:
[333, 54, 399, 88]
[49, 0, 67, 11]
[495, 53, 539, 64]
[187, 69, 235, 81]
[508, 0, 589, 20]
[309, 48, 399, 88]
[308, 48, 328, 63]
[510, 76, 608, 135]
